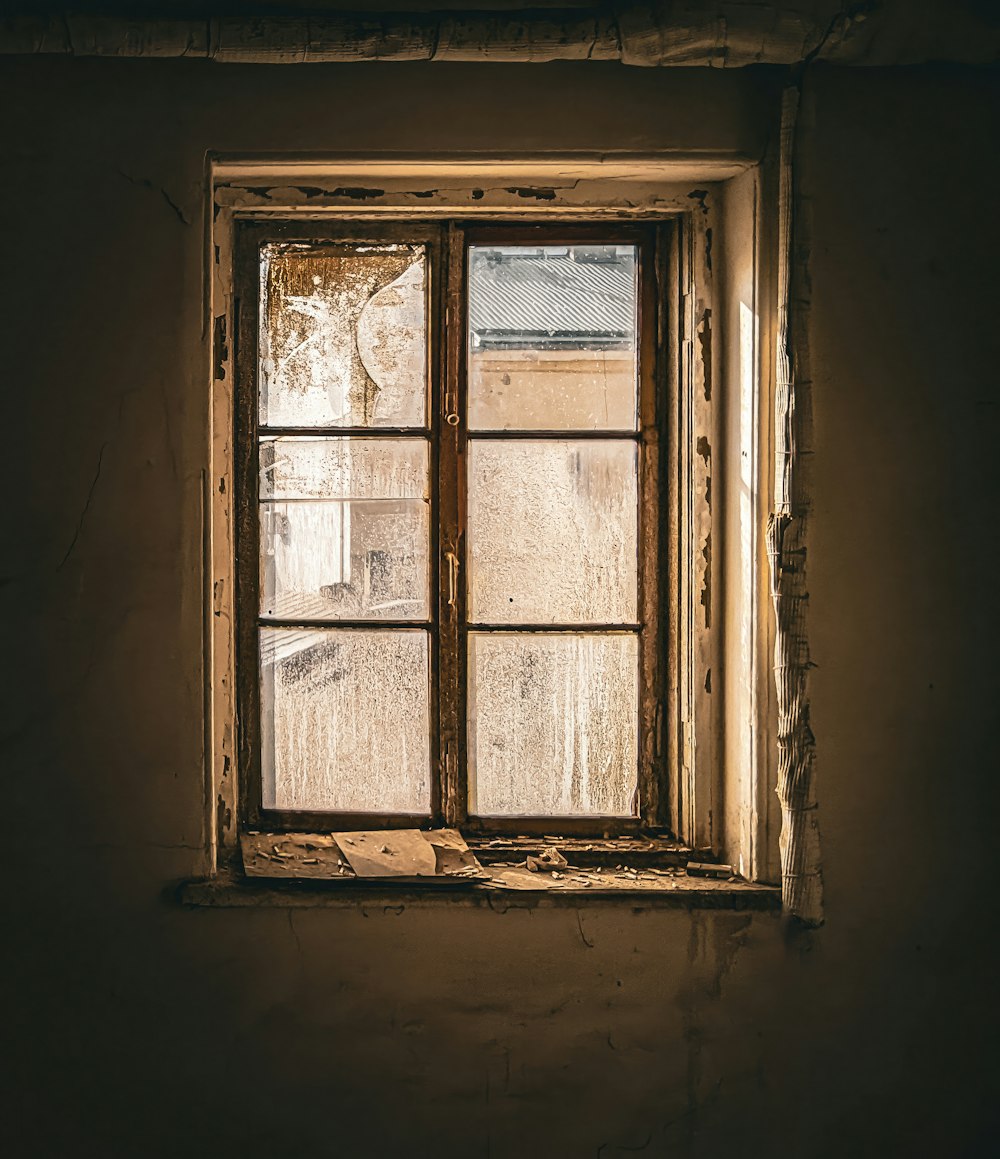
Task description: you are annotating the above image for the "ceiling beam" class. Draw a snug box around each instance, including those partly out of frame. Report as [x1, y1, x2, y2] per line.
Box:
[1, 5, 997, 67]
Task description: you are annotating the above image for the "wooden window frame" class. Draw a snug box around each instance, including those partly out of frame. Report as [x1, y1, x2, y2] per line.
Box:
[234, 216, 672, 840]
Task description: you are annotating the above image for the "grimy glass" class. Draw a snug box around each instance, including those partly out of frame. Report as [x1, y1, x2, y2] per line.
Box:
[235, 222, 666, 836]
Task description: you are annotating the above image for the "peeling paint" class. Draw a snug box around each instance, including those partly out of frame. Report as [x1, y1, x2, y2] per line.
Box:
[216, 792, 232, 839]
[700, 532, 712, 629]
[687, 188, 710, 214]
[697, 308, 712, 401]
[213, 314, 228, 381]
[695, 436, 712, 510]
[330, 186, 387, 200]
[504, 186, 558, 200]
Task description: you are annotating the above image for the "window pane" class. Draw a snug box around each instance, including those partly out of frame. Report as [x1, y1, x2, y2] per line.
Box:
[468, 633, 638, 817]
[468, 439, 637, 624]
[260, 436, 427, 500]
[260, 628, 430, 813]
[261, 244, 427, 428]
[468, 245, 637, 430]
[260, 438, 429, 621]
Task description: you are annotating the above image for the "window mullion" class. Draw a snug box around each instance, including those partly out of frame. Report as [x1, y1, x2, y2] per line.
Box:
[637, 223, 669, 828]
[437, 221, 467, 826]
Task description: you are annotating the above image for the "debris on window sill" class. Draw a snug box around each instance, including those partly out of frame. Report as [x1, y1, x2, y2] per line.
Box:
[241, 828, 481, 882]
[467, 833, 692, 869]
[179, 830, 779, 910]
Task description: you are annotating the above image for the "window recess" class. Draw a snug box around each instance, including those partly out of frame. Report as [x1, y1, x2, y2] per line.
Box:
[235, 219, 668, 840]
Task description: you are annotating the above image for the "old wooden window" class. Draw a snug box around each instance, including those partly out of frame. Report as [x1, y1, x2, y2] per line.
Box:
[235, 220, 666, 837]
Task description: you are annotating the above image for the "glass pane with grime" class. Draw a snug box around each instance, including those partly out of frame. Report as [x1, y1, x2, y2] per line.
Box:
[259, 437, 430, 622]
[260, 627, 430, 813]
[467, 439, 638, 624]
[260, 244, 427, 429]
[467, 245, 638, 431]
[468, 632, 638, 817]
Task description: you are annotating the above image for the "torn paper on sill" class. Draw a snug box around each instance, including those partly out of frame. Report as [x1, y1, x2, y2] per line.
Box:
[336, 828, 482, 878]
[240, 828, 483, 881]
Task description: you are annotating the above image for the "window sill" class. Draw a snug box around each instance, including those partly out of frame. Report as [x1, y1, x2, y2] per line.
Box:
[177, 869, 780, 912]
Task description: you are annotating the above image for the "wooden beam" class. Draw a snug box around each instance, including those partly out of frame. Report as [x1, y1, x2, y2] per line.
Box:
[2, 5, 994, 67]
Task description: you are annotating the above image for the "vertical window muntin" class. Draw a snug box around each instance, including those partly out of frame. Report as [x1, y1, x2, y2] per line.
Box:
[236, 220, 665, 836]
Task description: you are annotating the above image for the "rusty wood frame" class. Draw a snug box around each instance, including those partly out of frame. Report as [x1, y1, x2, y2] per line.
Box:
[234, 214, 674, 839]
[234, 218, 445, 833]
[454, 219, 667, 836]
[673, 201, 718, 856]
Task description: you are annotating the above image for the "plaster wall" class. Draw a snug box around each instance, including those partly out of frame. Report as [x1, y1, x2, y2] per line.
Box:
[2, 56, 997, 1157]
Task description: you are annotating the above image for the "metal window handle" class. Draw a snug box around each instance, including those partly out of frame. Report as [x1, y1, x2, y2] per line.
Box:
[445, 551, 459, 609]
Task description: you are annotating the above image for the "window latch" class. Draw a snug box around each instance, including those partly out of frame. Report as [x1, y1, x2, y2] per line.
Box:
[444, 390, 459, 426]
[445, 551, 460, 610]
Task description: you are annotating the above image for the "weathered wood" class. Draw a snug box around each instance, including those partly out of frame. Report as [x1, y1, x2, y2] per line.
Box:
[439, 221, 464, 827]
[470, 833, 691, 867]
[3, 6, 994, 66]
[241, 831, 353, 879]
[180, 867, 781, 908]
[241, 828, 482, 879]
[637, 222, 668, 828]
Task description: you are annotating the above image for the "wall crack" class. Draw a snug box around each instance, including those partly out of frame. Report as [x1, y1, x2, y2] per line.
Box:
[57, 441, 107, 571]
[116, 168, 192, 225]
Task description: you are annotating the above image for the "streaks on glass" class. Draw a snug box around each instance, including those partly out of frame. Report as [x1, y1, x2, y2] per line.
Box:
[468, 439, 638, 624]
[260, 437, 428, 500]
[261, 244, 427, 428]
[260, 628, 430, 813]
[467, 245, 638, 431]
[468, 633, 638, 817]
[259, 438, 429, 621]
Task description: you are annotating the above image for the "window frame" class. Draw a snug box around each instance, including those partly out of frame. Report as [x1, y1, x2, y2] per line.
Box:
[233, 216, 672, 839]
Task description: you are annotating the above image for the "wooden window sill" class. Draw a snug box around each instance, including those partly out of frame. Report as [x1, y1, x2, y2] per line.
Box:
[177, 869, 780, 911]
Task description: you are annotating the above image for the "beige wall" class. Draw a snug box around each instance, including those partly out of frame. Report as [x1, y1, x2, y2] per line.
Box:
[3, 54, 997, 1156]
[470, 349, 637, 429]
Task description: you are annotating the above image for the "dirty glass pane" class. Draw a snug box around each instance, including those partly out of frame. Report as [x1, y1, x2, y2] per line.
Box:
[260, 628, 430, 813]
[468, 633, 638, 816]
[468, 440, 637, 624]
[261, 244, 427, 428]
[468, 245, 637, 430]
[259, 438, 429, 621]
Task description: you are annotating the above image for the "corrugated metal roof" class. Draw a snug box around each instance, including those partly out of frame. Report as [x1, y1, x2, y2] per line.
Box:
[469, 252, 636, 340]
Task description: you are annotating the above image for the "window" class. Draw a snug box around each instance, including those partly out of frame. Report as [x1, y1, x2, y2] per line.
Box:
[235, 220, 667, 838]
